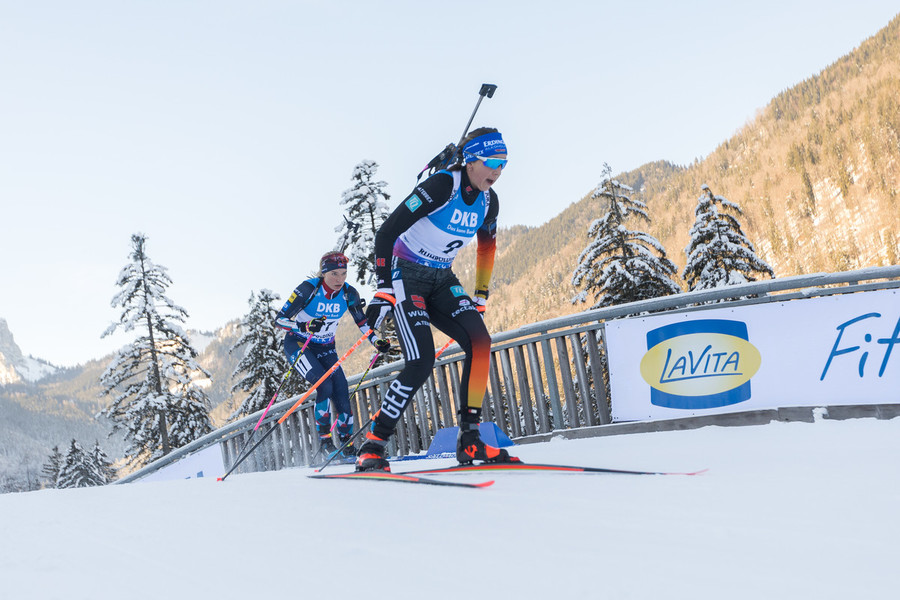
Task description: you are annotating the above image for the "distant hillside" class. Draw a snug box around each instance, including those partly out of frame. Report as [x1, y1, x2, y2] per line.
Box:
[451, 162, 687, 331]
[643, 14, 900, 277]
[455, 15, 899, 331]
[0, 358, 123, 490]
[0, 324, 243, 489]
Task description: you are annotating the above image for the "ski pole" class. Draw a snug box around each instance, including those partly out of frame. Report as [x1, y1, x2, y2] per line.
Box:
[254, 335, 311, 431]
[277, 332, 369, 424]
[316, 414, 374, 473]
[218, 422, 280, 481]
[224, 335, 312, 474]
[315, 352, 381, 472]
[325, 350, 379, 436]
[328, 350, 381, 441]
[218, 364, 352, 481]
[435, 339, 454, 358]
[348, 352, 381, 412]
[220, 334, 367, 481]
[317, 341, 457, 472]
[418, 83, 498, 180]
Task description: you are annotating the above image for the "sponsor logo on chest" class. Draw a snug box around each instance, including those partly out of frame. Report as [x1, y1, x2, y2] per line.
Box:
[450, 209, 479, 228]
[317, 301, 343, 316]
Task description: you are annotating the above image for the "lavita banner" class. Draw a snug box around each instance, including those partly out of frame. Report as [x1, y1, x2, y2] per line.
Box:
[605, 288, 900, 421]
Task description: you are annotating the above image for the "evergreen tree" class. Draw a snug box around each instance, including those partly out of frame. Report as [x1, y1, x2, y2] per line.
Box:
[88, 440, 116, 485]
[683, 185, 775, 291]
[99, 233, 213, 469]
[572, 164, 681, 309]
[57, 440, 94, 489]
[229, 289, 308, 420]
[41, 445, 64, 489]
[335, 160, 402, 364]
[335, 160, 391, 286]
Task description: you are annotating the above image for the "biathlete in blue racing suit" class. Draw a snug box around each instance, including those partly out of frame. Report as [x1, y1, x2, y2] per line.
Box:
[275, 251, 390, 458]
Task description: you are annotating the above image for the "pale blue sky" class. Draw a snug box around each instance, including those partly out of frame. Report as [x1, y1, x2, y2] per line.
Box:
[2, 1, 897, 367]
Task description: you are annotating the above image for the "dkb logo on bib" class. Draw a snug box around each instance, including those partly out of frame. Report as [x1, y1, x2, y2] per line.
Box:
[450, 209, 479, 228]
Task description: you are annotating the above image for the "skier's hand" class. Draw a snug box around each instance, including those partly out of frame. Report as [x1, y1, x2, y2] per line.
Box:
[366, 289, 396, 330]
[304, 317, 326, 333]
[473, 289, 488, 318]
[373, 338, 391, 354]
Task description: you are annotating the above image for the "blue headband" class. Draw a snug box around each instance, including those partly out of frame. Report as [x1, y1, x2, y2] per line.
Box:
[462, 132, 507, 162]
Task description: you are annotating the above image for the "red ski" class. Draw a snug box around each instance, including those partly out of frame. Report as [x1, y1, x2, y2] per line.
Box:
[308, 471, 494, 488]
[398, 462, 708, 476]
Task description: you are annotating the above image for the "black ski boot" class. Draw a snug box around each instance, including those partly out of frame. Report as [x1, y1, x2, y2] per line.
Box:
[318, 435, 337, 458]
[355, 431, 390, 472]
[456, 409, 518, 466]
[338, 435, 356, 459]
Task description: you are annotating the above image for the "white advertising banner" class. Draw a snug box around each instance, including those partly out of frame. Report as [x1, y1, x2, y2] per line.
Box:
[606, 288, 900, 422]
[137, 444, 226, 483]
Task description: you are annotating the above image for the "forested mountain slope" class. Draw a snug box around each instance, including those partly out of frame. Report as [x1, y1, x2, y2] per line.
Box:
[455, 15, 899, 331]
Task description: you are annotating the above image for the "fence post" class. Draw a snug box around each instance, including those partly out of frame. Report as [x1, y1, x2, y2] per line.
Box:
[555, 336, 579, 428]
[540, 337, 564, 430]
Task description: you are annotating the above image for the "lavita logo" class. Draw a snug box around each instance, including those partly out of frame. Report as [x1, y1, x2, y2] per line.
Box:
[639, 319, 761, 409]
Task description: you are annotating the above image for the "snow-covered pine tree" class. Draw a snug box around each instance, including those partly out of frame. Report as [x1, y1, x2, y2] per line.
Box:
[572, 163, 682, 309]
[41, 445, 64, 489]
[99, 233, 213, 469]
[335, 160, 391, 286]
[88, 440, 116, 485]
[57, 440, 95, 489]
[683, 185, 775, 291]
[229, 289, 308, 420]
[335, 160, 402, 364]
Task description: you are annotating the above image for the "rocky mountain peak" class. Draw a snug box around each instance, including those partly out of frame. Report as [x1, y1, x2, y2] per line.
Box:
[0, 318, 25, 384]
[0, 318, 59, 384]
[0, 318, 25, 365]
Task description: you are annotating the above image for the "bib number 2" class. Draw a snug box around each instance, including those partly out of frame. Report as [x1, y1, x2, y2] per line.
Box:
[443, 240, 464, 254]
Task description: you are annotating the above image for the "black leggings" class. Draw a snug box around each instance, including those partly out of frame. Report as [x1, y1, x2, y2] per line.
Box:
[372, 259, 491, 439]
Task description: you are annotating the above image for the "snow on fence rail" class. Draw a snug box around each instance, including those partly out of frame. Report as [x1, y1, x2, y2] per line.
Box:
[117, 265, 900, 483]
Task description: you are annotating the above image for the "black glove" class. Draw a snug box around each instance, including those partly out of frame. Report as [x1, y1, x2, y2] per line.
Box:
[373, 338, 391, 354]
[304, 316, 326, 333]
[366, 289, 396, 330]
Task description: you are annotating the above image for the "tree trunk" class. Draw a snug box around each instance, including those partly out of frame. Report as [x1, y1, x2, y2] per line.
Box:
[140, 252, 170, 456]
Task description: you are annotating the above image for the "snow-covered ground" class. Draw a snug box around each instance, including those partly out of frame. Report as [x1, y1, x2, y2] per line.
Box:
[2, 417, 898, 600]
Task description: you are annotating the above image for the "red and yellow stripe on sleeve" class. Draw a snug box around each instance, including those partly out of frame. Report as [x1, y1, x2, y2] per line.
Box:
[474, 229, 496, 294]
